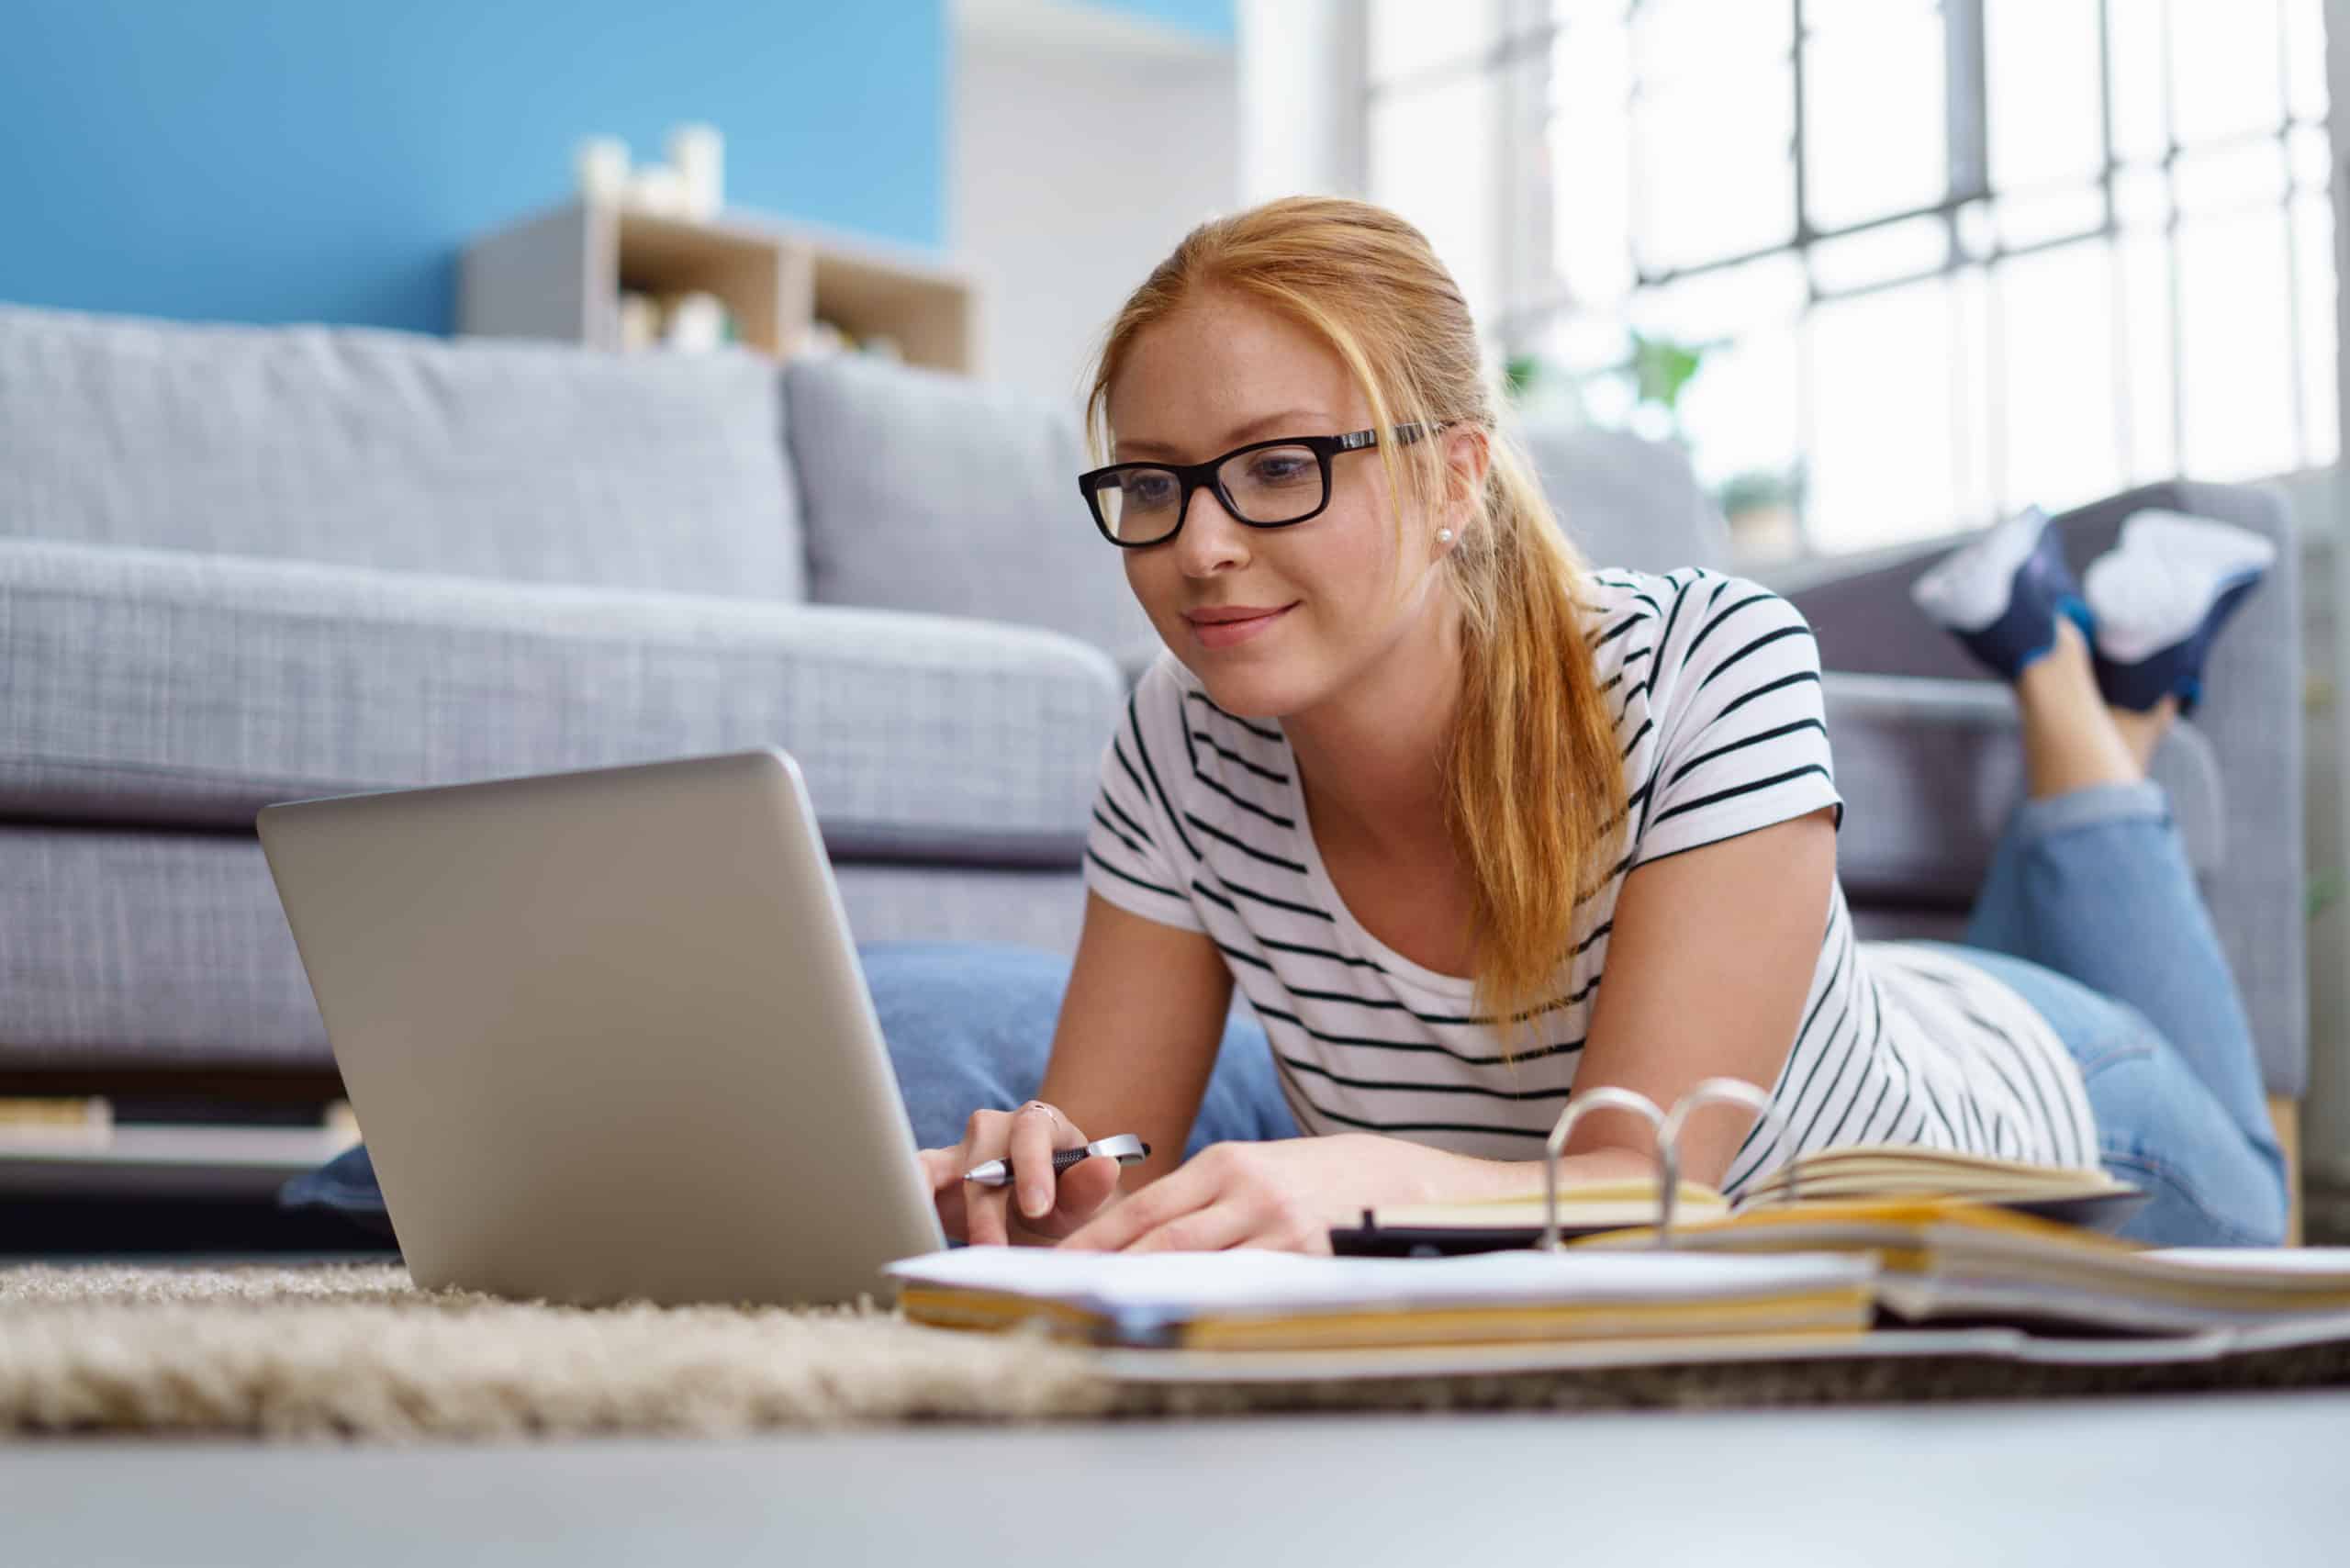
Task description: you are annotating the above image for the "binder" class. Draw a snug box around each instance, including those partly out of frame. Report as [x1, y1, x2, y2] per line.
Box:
[1331, 1076, 2147, 1256]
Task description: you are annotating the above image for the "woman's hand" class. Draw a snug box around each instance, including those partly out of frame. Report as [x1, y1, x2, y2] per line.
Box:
[916, 1100, 1125, 1246]
[1056, 1133, 1456, 1254]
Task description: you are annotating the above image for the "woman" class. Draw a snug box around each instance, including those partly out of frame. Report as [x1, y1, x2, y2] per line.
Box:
[914, 196, 2286, 1253]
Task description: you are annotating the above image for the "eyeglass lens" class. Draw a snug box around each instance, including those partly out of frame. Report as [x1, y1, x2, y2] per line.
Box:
[1096, 443, 1326, 543]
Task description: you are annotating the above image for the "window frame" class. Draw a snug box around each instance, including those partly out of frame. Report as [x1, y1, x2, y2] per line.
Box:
[1360, 0, 2336, 566]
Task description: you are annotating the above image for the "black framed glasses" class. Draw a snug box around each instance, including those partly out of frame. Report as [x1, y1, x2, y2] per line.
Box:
[1077, 423, 1432, 547]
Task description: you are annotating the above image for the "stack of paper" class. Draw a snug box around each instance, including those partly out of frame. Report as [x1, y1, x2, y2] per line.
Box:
[889, 1205, 2350, 1361]
[1578, 1200, 2350, 1337]
[885, 1247, 1877, 1350]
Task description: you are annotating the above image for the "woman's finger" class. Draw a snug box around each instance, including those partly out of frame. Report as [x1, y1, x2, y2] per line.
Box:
[963, 1174, 1013, 1246]
[961, 1111, 1018, 1248]
[921, 1133, 993, 1242]
[1037, 1153, 1124, 1236]
[1006, 1101, 1077, 1223]
[1120, 1199, 1256, 1254]
[1060, 1158, 1211, 1251]
[932, 1175, 969, 1243]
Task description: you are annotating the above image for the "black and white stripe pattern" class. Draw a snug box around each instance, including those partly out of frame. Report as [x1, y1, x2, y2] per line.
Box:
[1083, 566, 2098, 1192]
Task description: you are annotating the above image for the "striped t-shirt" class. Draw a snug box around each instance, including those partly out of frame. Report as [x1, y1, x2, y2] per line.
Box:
[1082, 566, 2098, 1195]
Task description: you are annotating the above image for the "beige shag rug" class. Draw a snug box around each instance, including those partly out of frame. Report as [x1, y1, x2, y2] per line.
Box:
[0, 1261, 1113, 1440]
[7, 1261, 2350, 1442]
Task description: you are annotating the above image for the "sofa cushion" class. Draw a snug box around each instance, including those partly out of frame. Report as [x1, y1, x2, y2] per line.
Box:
[0, 831, 1101, 1072]
[0, 538, 1116, 862]
[1523, 420, 1733, 575]
[0, 302, 804, 601]
[1824, 672, 2225, 903]
[785, 353, 1158, 666]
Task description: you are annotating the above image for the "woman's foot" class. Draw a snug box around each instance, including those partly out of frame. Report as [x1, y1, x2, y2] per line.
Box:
[2015, 616, 2148, 798]
[2082, 510, 2277, 716]
[1910, 506, 2097, 681]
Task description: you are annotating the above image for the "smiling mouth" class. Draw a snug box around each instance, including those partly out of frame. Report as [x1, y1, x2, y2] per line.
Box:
[1186, 602, 1297, 647]
[1187, 605, 1293, 626]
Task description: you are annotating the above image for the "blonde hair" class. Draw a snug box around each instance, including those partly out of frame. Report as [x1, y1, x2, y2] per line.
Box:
[1084, 196, 1628, 1058]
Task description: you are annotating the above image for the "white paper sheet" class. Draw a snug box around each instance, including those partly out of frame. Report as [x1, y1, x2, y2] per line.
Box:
[883, 1246, 1875, 1320]
[2146, 1247, 2350, 1277]
[1084, 1316, 2350, 1383]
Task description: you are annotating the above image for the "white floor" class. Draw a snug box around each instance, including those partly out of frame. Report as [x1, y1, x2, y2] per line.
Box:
[8, 1394, 2350, 1565]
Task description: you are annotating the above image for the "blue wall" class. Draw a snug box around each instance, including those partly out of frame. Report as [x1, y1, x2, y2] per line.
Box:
[1081, 0, 1235, 41]
[1, 0, 945, 336]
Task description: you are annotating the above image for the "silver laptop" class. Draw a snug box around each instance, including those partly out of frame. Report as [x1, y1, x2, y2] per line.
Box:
[256, 749, 947, 1307]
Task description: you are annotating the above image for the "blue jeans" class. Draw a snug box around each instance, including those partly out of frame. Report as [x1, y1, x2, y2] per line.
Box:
[1924, 779, 2288, 1247]
[872, 941, 1300, 1162]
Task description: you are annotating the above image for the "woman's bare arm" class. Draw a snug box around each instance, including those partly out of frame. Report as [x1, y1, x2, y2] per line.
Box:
[1305, 804, 1841, 1208]
[933, 891, 1233, 1245]
[1037, 890, 1236, 1189]
[1564, 804, 1841, 1184]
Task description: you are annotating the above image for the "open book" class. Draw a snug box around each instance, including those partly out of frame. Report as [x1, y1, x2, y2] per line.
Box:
[1340, 1145, 2142, 1255]
[1738, 1145, 2137, 1206]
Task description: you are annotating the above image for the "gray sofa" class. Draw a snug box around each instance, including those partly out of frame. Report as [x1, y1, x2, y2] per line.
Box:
[0, 302, 2306, 1156]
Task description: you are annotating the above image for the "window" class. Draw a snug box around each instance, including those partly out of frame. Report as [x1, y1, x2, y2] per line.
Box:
[1366, 0, 2337, 564]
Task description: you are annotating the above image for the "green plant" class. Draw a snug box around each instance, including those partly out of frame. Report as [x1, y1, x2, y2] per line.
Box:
[2310, 868, 2344, 924]
[1504, 353, 1545, 401]
[1502, 332, 1712, 447]
[1626, 330, 1704, 415]
[1716, 461, 1809, 518]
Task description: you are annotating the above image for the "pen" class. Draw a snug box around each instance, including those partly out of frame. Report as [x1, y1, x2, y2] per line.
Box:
[961, 1132, 1150, 1187]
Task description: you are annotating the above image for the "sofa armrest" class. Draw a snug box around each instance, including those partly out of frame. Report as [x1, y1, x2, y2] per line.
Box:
[1825, 673, 2224, 901]
[1769, 480, 2307, 1099]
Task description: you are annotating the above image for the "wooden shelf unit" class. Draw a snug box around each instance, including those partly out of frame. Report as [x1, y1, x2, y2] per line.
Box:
[459, 198, 978, 375]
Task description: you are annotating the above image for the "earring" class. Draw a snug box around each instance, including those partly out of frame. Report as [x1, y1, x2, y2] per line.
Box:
[1437, 528, 1454, 544]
